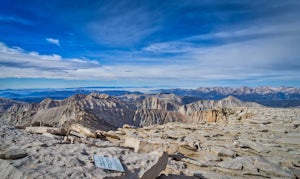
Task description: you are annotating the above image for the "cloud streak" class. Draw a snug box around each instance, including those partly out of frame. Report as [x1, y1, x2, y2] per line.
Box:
[46, 38, 60, 47]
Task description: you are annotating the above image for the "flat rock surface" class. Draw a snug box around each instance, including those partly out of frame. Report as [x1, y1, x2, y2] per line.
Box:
[1, 107, 300, 178]
[0, 121, 167, 178]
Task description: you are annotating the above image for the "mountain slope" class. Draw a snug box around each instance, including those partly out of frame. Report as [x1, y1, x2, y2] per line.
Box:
[0, 98, 24, 116]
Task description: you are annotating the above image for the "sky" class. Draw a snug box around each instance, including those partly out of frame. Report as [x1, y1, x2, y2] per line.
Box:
[0, 0, 300, 89]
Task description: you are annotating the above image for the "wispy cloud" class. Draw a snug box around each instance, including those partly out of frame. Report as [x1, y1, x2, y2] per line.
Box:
[46, 38, 60, 47]
[0, 16, 33, 26]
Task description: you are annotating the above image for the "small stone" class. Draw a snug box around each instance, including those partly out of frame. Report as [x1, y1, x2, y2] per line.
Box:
[0, 149, 28, 160]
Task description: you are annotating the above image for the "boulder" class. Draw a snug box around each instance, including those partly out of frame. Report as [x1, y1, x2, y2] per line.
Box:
[0, 149, 28, 160]
[69, 124, 96, 138]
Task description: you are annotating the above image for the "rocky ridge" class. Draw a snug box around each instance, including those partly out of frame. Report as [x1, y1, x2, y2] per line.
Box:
[0, 92, 261, 131]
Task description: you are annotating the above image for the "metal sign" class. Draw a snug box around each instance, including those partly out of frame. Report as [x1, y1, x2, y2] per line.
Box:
[94, 155, 125, 172]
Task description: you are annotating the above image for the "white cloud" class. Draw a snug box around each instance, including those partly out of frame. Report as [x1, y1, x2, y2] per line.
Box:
[0, 42, 100, 79]
[46, 38, 60, 47]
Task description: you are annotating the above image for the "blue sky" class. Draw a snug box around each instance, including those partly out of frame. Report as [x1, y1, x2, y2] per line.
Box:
[0, 0, 300, 89]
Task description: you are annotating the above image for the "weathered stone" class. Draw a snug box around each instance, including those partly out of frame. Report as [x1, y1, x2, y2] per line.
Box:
[0, 149, 28, 160]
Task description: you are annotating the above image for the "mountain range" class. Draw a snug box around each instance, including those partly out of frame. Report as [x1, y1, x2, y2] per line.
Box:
[0, 86, 299, 107]
[156, 86, 300, 107]
[0, 92, 261, 131]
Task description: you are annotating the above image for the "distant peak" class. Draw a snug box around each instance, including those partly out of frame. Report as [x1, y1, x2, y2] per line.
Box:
[222, 95, 240, 101]
[88, 92, 110, 99]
